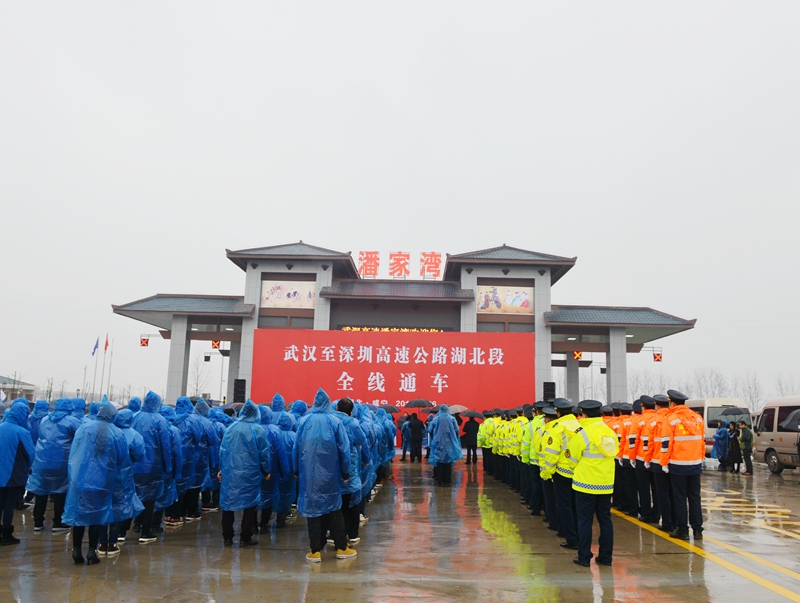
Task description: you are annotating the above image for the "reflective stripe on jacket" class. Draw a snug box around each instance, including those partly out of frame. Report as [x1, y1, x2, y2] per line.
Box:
[568, 418, 619, 495]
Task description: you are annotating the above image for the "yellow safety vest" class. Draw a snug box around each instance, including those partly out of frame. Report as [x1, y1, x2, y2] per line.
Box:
[567, 417, 619, 495]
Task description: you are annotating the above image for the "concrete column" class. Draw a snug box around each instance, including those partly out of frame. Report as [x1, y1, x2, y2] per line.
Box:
[459, 267, 477, 332]
[314, 265, 332, 330]
[238, 266, 263, 398]
[606, 327, 627, 403]
[226, 340, 241, 403]
[166, 314, 191, 403]
[566, 353, 580, 403]
[534, 269, 552, 400]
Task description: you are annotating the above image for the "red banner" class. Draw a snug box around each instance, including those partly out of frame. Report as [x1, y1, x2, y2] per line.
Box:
[251, 329, 535, 413]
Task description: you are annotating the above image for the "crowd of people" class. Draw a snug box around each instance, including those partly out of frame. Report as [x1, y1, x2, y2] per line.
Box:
[476, 390, 706, 567]
[0, 388, 406, 565]
[712, 419, 754, 475]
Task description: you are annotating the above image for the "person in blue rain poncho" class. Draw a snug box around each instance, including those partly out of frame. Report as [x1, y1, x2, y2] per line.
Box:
[63, 401, 142, 565]
[0, 401, 35, 545]
[275, 411, 297, 528]
[353, 404, 377, 522]
[28, 400, 50, 446]
[712, 420, 729, 471]
[113, 409, 146, 544]
[335, 398, 370, 543]
[272, 393, 298, 432]
[289, 400, 308, 431]
[202, 404, 227, 512]
[429, 405, 462, 487]
[153, 406, 183, 533]
[194, 398, 221, 514]
[28, 398, 81, 532]
[293, 388, 355, 562]
[258, 405, 291, 533]
[130, 391, 172, 543]
[87, 401, 101, 421]
[168, 396, 204, 522]
[373, 408, 390, 481]
[71, 398, 87, 423]
[128, 397, 142, 414]
[219, 400, 271, 547]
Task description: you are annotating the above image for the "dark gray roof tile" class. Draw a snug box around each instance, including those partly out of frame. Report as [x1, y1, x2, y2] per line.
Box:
[115, 295, 254, 315]
[229, 242, 348, 257]
[545, 306, 693, 326]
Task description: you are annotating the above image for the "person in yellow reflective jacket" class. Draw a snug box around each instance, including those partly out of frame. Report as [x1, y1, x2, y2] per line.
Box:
[523, 402, 547, 516]
[537, 405, 559, 532]
[509, 408, 527, 493]
[568, 399, 619, 567]
[481, 412, 497, 477]
[540, 398, 582, 549]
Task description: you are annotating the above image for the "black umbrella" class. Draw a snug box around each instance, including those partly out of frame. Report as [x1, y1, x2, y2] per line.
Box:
[406, 398, 433, 408]
[421, 407, 438, 413]
[778, 409, 800, 432]
[720, 407, 749, 416]
[463, 410, 484, 419]
[382, 405, 400, 413]
[365, 404, 379, 411]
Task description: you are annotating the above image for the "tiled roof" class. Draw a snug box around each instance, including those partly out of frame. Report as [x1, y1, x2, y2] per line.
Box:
[448, 245, 574, 263]
[321, 280, 475, 300]
[228, 242, 349, 257]
[545, 306, 693, 326]
[114, 295, 254, 315]
[0, 375, 35, 387]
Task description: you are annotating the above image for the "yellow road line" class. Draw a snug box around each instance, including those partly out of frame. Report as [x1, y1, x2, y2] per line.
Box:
[702, 535, 800, 583]
[747, 521, 800, 541]
[613, 510, 800, 603]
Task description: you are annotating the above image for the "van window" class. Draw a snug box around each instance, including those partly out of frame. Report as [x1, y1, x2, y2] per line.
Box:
[707, 407, 750, 429]
[776, 406, 800, 433]
[758, 408, 775, 433]
[688, 406, 704, 418]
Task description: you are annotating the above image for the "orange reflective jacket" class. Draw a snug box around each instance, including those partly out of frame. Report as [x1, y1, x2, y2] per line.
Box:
[662, 405, 705, 469]
[633, 409, 657, 462]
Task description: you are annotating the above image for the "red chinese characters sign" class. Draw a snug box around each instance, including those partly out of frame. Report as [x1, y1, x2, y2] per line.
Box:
[251, 330, 535, 412]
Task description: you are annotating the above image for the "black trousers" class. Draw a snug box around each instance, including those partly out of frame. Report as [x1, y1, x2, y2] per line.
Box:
[465, 447, 478, 464]
[670, 472, 703, 534]
[202, 489, 220, 508]
[613, 463, 627, 511]
[553, 473, 578, 546]
[341, 493, 360, 540]
[653, 471, 674, 531]
[483, 448, 492, 473]
[307, 510, 346, 553]
[635, 465, 658, 523]
[136, 499, 156, 535]
[530, 465, 544, 515]
[183, 488, 201, 518]
[742, 447, 753, 473]
[542, 478, 557, 529]
[72, 525, 100, 550]
[575, 492, 613, 565]
[520, 461, 530, 502]
[623, 465, 639, 516]
[0, 486, 24, 529]
[222, 507, 257, 542]
[33, 492, 67, 526]
[410, 440, 423, 462]
[436, 463, 453, 485]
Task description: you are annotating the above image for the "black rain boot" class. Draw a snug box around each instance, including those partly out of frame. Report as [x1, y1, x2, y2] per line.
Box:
[0, 527, 20, 546]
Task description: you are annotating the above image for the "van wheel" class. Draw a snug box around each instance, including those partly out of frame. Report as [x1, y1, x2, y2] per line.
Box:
[766, 450, 784, 474]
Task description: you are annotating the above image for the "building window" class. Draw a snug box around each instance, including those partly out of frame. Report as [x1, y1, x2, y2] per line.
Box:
[508, 323, 534, 333]
[258, 316, 289, 328]
[290, 317, 314, 329]
[477, 322, 504, 333]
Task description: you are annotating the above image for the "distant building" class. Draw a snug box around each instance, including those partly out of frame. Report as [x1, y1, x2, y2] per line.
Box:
[0, 375, 36, 402]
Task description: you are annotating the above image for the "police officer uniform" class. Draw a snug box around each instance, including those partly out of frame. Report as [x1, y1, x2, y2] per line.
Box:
[619, 403, 639, 518]
[568, 399, 619, 567]
[538, 406, 558, 531]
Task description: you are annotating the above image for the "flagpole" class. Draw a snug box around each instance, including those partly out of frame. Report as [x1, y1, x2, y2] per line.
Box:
[91, 350, 99, 401]
[99, 345, 108, 399]
[106, 340, 115, 400]
[82, 365, 87, 398]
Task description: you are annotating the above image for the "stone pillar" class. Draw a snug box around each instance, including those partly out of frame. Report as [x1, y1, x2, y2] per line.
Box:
[606, 327, 627, 403]
[566, 353, 580, 403]
[314, 265, 332, 330]
[534, 269, 552, 400]
[166, 314, 191, 403]
[226, 340, 241, 403]
[237, 265, 262, 399]
[459, 267, 477, 333]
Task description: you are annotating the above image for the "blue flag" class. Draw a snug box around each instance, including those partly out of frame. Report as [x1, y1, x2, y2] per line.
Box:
[91, 337, 99, 356]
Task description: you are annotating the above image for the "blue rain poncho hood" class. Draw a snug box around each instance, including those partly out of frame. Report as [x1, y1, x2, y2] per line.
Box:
[114, 409, 135, 429]
[130, 391, 173, 502]
[272, 393, 286, 413]
[277, 412, 294, 432]
[175, 396, 193, 423]
[429, 405, 463, 465]
[185, 396, 219, 490]
[27, 400, 81, 495]
[293, 388, 351, 518]
[71, 398, 86, 420]
[88, 402, 101, 420]
[32, 400, 50, 419]
[195, 397, 211, 417]
[211, 408, 234, 426]
[0, 401, 35, 488]
[712, 421, 729, 461]
[63, 400, 144, 526]
[290, 400, 308, 418]
[219, 400, 272, 511]
[128, 397, 142, 412]
[160, 406, 177, 424]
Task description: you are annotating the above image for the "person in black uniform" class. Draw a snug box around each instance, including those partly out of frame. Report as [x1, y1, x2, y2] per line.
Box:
[462, 415, 480, 465]
[539, 405, 558, 533]
[406, 413, 425, 463]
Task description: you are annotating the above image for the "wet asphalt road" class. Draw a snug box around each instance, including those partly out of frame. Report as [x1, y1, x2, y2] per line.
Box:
[2, 457, 800, 602]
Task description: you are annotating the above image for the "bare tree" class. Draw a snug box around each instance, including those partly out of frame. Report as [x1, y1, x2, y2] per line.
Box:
[188, 352, 211, 397]
[44, 378, 55, 402]
[120, 383, 133, 403]
[774, 373, 800, 398]
[689, 368, 730, 399]
[107, 384, 116, 402]
[731, 371, 765, 411]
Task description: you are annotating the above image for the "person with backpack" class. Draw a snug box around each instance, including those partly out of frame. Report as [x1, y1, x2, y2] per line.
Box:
[738, 420, 753, 476]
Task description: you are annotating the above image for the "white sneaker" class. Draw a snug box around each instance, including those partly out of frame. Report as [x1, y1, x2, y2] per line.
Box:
[359, 514, 369, 524]
[348, 537, 360, 544]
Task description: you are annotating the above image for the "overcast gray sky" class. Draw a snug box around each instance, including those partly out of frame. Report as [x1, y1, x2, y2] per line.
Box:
[2, 2, 799, 402]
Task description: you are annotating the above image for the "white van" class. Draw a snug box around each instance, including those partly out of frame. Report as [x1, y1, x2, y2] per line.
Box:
[754, 396, 800, 473]
[685, 398, 751, 457]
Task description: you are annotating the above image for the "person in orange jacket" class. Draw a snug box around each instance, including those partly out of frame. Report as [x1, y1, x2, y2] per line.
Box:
[619, 403, 639, 518]
[632, 396, 659, 524]
[661, 390, 704, 541]
[644, 394, 675, 533]
[609, 403, 627, 512]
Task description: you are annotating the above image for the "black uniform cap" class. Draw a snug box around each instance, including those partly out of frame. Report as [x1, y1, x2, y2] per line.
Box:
[618, 403, 633, 412]
[632, 400, 643, 414]
[578, 400, 603, 411]
[610, 402, 622, 410]
[667, 389, 689, 403]
[542, 406, 558, 417]
[653, 394, 669, 404]
[533, 401, 549, 410]
[640, 395, 656, 408]
[553, 398, 574, 411]
[601, 405, 613, 415]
